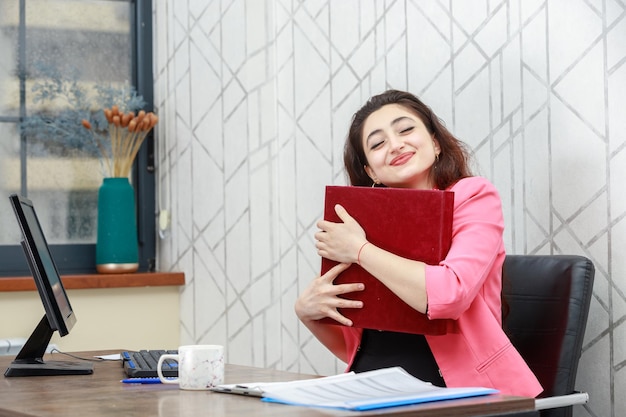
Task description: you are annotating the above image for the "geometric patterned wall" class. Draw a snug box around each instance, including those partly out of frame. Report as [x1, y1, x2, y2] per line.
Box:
[153, 1, 625, 415]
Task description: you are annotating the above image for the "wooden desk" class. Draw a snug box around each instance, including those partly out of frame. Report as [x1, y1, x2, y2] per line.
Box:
[0, 351, 536, 417]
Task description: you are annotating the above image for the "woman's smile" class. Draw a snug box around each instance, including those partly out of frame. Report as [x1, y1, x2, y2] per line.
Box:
[390, 152, 415, 166]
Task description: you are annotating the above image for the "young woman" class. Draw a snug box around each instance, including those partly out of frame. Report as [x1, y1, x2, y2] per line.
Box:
[295, 90, 542, 397]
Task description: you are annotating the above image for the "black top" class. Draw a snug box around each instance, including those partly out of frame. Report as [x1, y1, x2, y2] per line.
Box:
[349, 329, 446, 387]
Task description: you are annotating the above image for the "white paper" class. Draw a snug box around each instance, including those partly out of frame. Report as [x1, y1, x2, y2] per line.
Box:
[95, 353, 121, 361]
[258, 367, 498, 410]
[212, 372, 356, 396]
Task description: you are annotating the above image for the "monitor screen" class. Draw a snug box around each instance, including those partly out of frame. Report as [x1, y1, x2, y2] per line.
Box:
[4, 194, 93, 377]
[12, 195, 75, 335]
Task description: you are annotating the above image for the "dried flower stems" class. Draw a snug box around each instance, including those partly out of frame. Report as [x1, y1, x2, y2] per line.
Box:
[82, 105, 158, 178]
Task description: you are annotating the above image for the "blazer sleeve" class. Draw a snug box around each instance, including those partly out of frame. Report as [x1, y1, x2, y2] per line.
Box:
[425, 176, 505, 320]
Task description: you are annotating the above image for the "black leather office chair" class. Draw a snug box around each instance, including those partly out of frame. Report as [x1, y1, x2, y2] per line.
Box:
[502, 255, 595, 417]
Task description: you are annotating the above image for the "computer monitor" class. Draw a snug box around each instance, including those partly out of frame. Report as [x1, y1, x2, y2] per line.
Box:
[4, 194, 93, 377]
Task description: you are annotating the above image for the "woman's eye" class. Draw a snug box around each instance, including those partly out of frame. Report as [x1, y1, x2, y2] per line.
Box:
[400, 126, 414, 134]
[370, 140, 384, 150]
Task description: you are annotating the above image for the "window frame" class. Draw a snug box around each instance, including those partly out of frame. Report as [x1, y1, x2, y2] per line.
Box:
[0, 0, 155, 277]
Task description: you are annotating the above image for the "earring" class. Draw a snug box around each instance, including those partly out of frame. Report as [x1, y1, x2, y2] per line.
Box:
[371, 179, 379, 188]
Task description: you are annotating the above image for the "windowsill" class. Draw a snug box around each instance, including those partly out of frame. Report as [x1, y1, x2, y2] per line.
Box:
[0, 272, 185, 292]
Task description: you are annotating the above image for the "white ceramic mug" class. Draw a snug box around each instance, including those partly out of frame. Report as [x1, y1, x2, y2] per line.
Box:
[157, 345, 224, 390]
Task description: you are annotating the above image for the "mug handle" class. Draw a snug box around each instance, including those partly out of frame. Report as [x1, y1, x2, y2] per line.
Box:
[157, 354, 179, 384]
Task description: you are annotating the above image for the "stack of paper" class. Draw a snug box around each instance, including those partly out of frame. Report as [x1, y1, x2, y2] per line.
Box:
[216, 367, 498, 411]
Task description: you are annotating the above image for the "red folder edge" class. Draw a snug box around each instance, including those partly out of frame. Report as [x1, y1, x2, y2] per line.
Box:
[318, 186, 455, 335]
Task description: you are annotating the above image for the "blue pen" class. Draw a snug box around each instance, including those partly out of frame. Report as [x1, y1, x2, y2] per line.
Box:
[121, 377, 173, 384]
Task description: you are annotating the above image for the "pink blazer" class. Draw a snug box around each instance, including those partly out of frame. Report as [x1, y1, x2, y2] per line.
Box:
[340, 177, 543, 397]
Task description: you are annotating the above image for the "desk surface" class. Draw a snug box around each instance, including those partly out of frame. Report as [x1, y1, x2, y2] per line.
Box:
[0, 350, 535, 417]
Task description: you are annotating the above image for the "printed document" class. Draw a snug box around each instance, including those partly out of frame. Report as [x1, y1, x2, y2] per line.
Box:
[217, 367, 498, 411]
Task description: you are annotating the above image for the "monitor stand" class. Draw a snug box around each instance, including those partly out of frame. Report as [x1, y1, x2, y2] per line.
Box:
[5, 360, 94, 377]
[4, 316, 93, 377]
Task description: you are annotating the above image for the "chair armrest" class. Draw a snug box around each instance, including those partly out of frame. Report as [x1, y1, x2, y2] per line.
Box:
[535, 392, 589, 410]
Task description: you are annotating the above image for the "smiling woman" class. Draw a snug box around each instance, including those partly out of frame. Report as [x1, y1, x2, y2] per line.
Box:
[295, 89, 543, 398]
[0, 0, 155, 276]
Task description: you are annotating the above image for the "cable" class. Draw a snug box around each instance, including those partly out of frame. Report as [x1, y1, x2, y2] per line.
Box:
[49, 348, 106, 362]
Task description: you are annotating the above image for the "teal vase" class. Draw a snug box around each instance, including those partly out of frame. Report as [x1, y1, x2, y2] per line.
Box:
[96, 177, 139, 273]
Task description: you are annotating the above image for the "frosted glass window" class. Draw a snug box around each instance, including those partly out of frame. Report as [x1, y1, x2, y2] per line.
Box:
[0, 0, 155, 275]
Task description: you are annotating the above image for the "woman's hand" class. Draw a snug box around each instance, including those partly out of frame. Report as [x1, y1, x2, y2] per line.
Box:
[315, 204, 367, 264]
[294, 263, 364, 326]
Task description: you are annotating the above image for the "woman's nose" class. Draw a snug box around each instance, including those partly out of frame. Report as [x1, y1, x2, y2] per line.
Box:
[388, 134, 404, 151]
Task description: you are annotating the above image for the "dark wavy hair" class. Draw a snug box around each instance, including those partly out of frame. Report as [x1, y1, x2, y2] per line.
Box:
[343, 90, 473, 189]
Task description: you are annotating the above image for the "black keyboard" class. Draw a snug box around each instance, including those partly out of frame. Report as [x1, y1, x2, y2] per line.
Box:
[121, 350, 178, 378]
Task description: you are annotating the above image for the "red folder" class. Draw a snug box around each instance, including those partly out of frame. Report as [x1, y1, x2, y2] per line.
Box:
[318, 186, 454, 335]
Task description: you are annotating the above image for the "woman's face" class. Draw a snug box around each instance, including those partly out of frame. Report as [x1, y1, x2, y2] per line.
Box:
[362, 104, 440, 189]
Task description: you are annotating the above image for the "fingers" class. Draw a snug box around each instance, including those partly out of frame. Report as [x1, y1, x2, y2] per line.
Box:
[316, 204, 350, 228]
[316, 219, 330, 230]
[335, 293, 363, 309]
[334, 204, 352, 223]
[322, 262, 351, 281]
[321, 263, 365, 295]
[337, 282, 365, 295]
[324, 264, 365, 318]
[321, 295, 363, 327]
[316, 205, 352, 231]
[329, 286, 365, 326]
[296, 264, 364, 324]
[326, 311, 354, 327]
